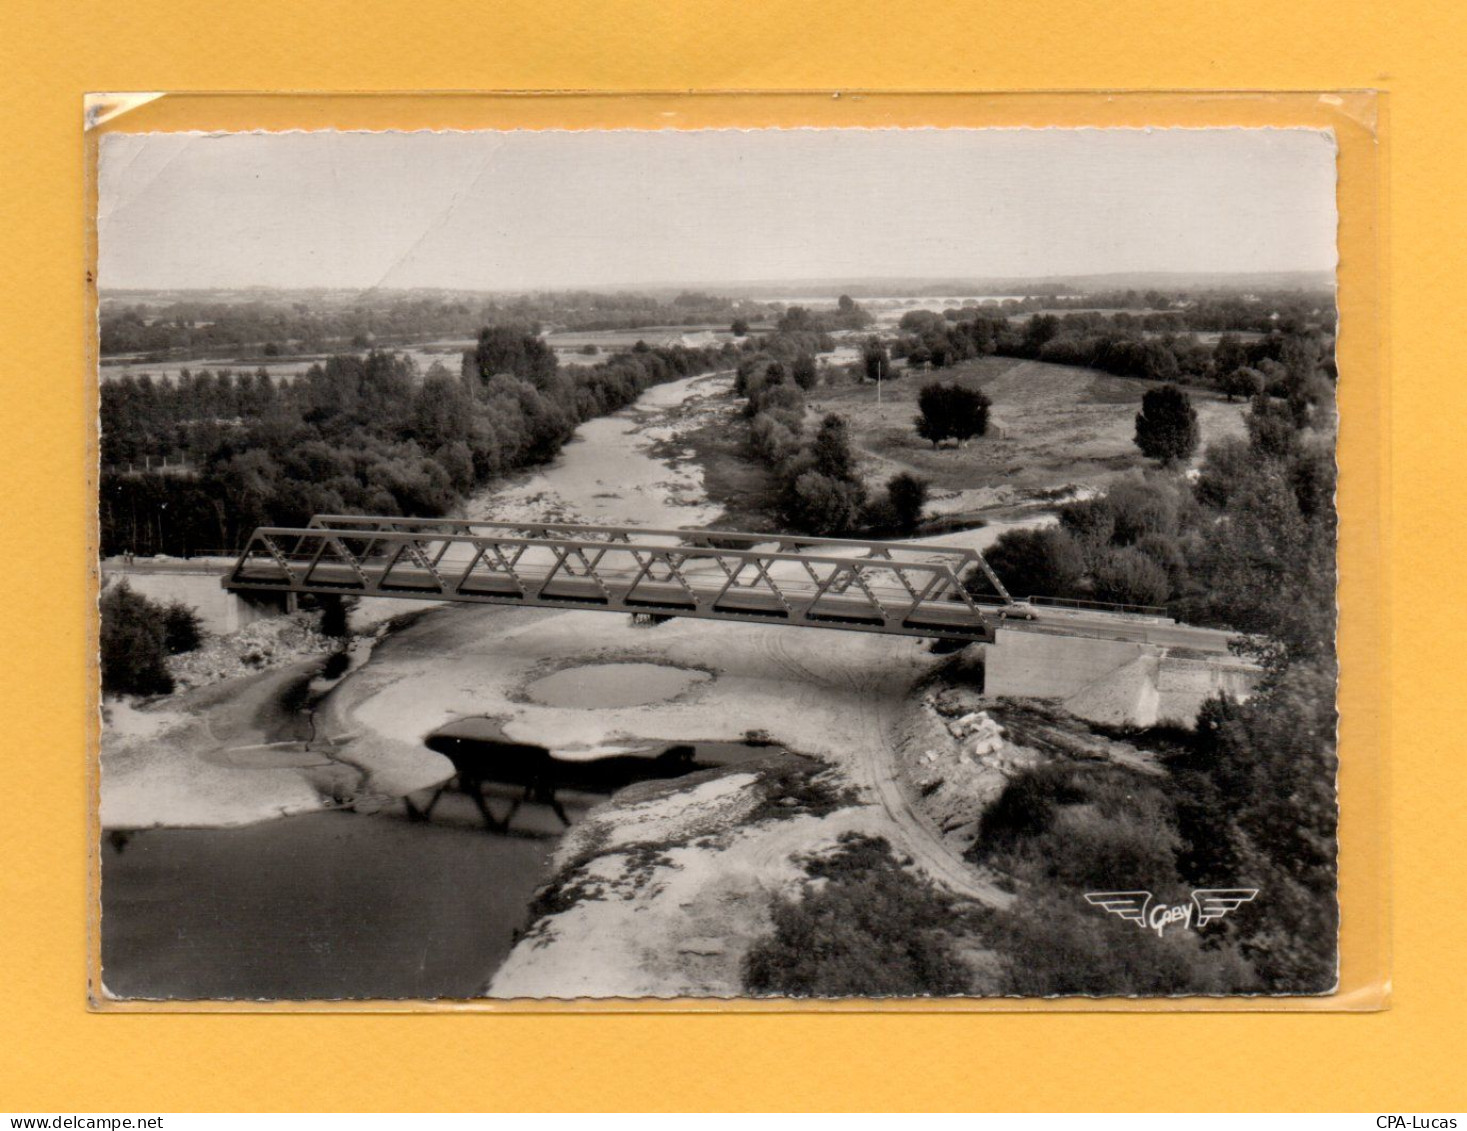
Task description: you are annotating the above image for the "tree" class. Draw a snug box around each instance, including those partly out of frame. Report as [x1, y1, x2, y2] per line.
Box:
[1134, 383, 1199, 465]
[1245, 395, 1300, 461]
[731, 318, 750, 337]
[100, 583, 175, 697]
[978, 527, 1085, 599]
[862, 339, 890, 383]
[783, 471, 866, 535]
[915, 382, 991, 448]
[791, 353, 818, 392]
[810, 414, 857, 482]
[473, 325, 557, 388]
[1195, 436, 1255, 510]
[1220, 366, 1266, 402]
[885, 473, 929, 535]
[1091, 547, 1171, 607]
[161, 601, 204, 654]
[836, 294, 872, 330]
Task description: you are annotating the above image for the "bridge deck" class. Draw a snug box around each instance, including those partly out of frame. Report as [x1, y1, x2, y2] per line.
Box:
[222, 515, 1239, 652]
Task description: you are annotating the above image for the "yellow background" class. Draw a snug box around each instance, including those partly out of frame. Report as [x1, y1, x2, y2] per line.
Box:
[0, 0, 1457, 1112]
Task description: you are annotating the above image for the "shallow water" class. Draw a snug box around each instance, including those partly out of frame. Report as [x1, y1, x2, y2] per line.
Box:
[525, 662, 711, 709]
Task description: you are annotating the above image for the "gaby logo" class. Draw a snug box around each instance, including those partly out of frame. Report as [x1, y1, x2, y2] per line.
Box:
[1084, 889, 1259, 937]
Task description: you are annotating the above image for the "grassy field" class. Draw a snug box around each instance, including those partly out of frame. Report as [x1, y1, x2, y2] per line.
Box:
[805, 356, 1249, 509]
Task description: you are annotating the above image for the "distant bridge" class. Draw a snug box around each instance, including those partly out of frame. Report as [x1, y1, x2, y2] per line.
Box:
[221, 514, 1236, 653]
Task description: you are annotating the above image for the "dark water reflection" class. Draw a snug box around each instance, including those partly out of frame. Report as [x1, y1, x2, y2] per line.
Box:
[421, 717, 774, 828]
[100, 725, 771, 1001]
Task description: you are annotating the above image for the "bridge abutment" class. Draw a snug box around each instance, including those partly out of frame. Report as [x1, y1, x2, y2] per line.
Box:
[984, 628, 1259, 727]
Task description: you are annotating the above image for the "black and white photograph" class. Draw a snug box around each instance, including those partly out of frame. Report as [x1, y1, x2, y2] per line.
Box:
[95, 127, 1340, 1001]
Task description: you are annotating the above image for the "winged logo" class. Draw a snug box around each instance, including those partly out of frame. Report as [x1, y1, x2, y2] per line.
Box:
[1191, 888, 1259, 927]
[1083, 891, 1152, 926]
[1085, 888, 1259, 936]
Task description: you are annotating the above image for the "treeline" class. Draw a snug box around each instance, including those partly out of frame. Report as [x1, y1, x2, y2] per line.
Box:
[100, 291, 775, 358]
[774, 294, 873, 335]
[890, 302, 1336, 402]
[975, 390, 1334, 650]
[909, 287, 1335, 333]
[100, 297, 485, 358]
[526, 289, 768, 332]
[100, 330, 741, 557]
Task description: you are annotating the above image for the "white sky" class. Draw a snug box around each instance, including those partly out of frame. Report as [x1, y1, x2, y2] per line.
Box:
[97, 128, 1338, 291]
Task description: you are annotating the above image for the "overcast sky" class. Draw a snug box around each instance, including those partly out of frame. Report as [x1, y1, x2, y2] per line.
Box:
[97, 128, 1338, 292]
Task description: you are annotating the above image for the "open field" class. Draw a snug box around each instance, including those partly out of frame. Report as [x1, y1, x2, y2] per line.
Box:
[805, 356, 1250, 511]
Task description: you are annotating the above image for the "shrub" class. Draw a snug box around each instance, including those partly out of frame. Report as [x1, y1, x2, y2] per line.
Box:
[750, 412, 803, 467]
[99, 583, 175, 697]
[742, 834, 973, 997]
[1134, 532, 1189, 594]
[782, 470, 866, 536]
[161, 601, 204, 654]
[974, 762, 1182, 893]
[979, 892, 1255, 996]
[1091, 547, 1171, 607]
[973, 762, 1084, 852]
[1058, 496, 1116, 561]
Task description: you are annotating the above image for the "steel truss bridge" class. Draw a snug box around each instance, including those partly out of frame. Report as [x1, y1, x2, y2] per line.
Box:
[222, 514, 1020, 642]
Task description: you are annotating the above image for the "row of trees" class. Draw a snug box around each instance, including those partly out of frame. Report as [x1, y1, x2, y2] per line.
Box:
[100, 292, 777, 358]
[100, 330, 743, 557]
[775, 294, 872, 335]
[908, 287, 1335, 335]
[885, 304, 1336, 411]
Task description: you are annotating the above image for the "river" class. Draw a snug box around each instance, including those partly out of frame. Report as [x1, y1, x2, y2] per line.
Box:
[464, 370, 731, 528]
[100, 365, 1061, 1000]
[100, 367, 753, 1000]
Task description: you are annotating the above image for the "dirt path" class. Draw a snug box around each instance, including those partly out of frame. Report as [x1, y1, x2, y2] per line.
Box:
[755, 626, 1008, 906]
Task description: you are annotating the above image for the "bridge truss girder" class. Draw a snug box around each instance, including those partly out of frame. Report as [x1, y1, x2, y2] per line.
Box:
[224, 519, 1003, 642]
